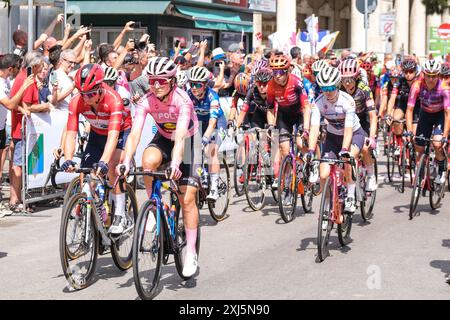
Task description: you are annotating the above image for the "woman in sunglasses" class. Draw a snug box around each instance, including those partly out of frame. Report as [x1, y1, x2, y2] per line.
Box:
[62, 63, 132, 235]
[118, 57, 200, 278]
[384, 59, 421, 147]
[406, 60, 450, 185]
[339, 59, 378, 192]
[306, 66, 367, 214]
[266, 53, 311, 191]
[186, 66, 227, 201]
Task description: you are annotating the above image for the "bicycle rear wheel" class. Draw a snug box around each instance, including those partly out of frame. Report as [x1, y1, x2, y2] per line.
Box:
[409, 154, 425, 220]
[301, 164, 314, 213]
[244, 149, 266, 211]
[60, 193, 98, 290]
[337, 212, 353, 247]
[132, 200, 163, 300]
[174, 206, 201, 281]
[317, 177, 333, 262]
[208, 157, 231, 222]
[111, 184, 139, 271]
[399, 144, 407, 193]
[361, 159, 378, 221]
[233, 144, 245, 197]
[386, 134, 396, 182]
[278, 155, 298, 223]
[429, 160, 447, 210]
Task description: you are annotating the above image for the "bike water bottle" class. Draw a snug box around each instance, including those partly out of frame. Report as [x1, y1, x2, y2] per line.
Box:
[95, 184, 107, 223]
[96, 184, 105, 202]
[169, 205, 177, 234]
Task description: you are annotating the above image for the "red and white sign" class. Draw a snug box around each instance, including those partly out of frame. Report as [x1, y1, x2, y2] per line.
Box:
[438, 23, 450, 40]
[379, 14, 395, 36]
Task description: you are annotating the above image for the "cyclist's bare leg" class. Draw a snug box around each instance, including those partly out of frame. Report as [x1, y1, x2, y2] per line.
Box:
[178, 185, 199, 254]
[318, 162, 331, 194]
[142, 147, 163, 198]
[432, 134, 445, 161]
[275, 140, 290, 179]
[361, 144, 374, 167]
[109, 149, 123, 194]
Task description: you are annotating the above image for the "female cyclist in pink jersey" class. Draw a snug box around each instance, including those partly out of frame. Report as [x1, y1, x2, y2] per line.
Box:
[118, 57, 200, 278]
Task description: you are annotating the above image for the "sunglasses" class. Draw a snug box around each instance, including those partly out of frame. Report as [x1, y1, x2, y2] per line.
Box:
[273, 69, 287, 76]
[256, 81, 269, 87]
[342, 78, 355, 85]
[424, 74, 438, 79]
[190, 82, 205, 89]
[403, 69, 416, 74]
[81, 86, 102, 98]
[320, 85, 338, 92]
[149, 77, 171, 87]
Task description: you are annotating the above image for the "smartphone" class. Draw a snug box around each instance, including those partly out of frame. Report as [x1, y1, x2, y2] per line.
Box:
[26, 66, 32, 77]
[174, 40, 180, 48]
[86, 23, 93, 40]
[134, 21, 142, 28]
[49, 71, 58, 86]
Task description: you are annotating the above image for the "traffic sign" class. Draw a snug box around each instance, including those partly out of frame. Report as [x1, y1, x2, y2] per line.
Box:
[379, 13, 395, 36]
[356, 0, 378, 15]
[437, 23, 450, 40]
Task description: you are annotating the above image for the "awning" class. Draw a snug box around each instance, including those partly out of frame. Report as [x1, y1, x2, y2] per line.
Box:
[69, 1, 171, 15]
[175, 5, 253, 33]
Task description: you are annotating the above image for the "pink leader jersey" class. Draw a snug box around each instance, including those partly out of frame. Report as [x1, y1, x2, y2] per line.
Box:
[407, 78, 450, 113]
[134, 87, 199, 140]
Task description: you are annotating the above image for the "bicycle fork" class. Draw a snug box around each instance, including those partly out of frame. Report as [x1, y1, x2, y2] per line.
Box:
[82, 183, 111, 247]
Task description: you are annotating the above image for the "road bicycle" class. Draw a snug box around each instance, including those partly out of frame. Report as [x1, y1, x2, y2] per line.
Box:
[315, 156, 362, 262]
[409, 136, 448, 219]
[59, 166, 138, 290]
[242, 127, 278, 211]
[197, 145, 231, 222]
[129, 169, 200, 300]
[277, 126, 316, 223]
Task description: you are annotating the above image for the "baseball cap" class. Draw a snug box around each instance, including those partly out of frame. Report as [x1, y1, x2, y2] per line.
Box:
[228, 43, 241, 53]
[212, 47, 226, 61]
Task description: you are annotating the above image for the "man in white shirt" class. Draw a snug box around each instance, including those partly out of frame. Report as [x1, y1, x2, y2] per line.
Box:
[49, 49, 76, 110]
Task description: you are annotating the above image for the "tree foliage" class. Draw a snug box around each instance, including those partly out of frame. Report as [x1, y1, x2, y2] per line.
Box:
[422, 0, 449, 15]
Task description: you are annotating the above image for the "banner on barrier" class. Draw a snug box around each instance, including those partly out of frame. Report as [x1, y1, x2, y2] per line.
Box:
[25, 110, 158, 189]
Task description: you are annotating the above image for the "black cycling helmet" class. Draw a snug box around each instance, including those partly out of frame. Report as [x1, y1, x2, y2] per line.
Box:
[401, 59, 417, 72]
[440, 62, 450, 77]
[254, 68, 273, 83]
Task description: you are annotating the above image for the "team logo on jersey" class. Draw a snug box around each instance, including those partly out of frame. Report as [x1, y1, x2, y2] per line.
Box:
[163, 122, 176, 131]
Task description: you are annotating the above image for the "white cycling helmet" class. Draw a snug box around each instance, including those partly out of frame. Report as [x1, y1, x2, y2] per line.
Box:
[316, 66, 341, 88]
[176, 69, 189, 87]
[422, 59, 442, 75]
[104, 67, 119, 82]
[187, 66, 210, 82]
[146, 57, 178, 78]
[312, 59, 329, 73]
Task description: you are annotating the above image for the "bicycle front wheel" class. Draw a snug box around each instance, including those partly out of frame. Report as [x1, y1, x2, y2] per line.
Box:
[386, 134, 396, 182]
[233, 144, 245, 197]
[278, 155, 298, 223]
[132, 200, 163, 300]
[317, 177, 333, 262]
[62, 176, 81, 213]
[208, 157, 231, 222]
[60, 193, 98, 290]
[429, 160, 447, 210]
[111, 184, 139, 271]
[244, 149, 266, 211]
[409, 154, 425, 220]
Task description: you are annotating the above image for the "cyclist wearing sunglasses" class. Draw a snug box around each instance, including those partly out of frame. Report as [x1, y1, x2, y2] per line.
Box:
[441, 62, 450, 88]
[307, 66, 367, 213]
[63, 63, 132, 234]
[339, 59, 378, 192]
[186, 66, 226, 201]
[385, 59, 421, 144]
[118, 57, 200, 278]
[406, 60, 450, 185]
[267, 53, 310, 188]
[360, 59, 381, 108]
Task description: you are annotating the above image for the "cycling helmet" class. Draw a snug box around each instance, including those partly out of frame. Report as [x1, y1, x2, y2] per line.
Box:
[187, 66, 210, 82]
[254, 68, 273, 83]
[290, 64, 303, 79]
[176, 69, 189, 87]
[316, 66, 341, 88]
[251, 59, 269, 76]
[234, 73, 250, 95]
[401, 59, 417, 72]
[390, 66, 403, 78]
[440, 62, 450, 77]
[422, 59, 442, 75]
[339, 59, 359, 77]
[74, 63, 104, 92]
[269, 54, 291, 70]
[360, 60, 373, 72]
[104, 67, 119, 82]
[312, 59, 328, 73]
[146, 57, 177, 78]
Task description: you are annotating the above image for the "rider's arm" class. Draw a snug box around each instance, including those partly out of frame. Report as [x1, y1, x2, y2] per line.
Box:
[228, 94, 239, 122]
[406, 80, 421, 133]
[364, 86, 378, 138]
[386, 87, 398, 118]
[443, 89, 450, 138]
[378, 83, 389, 118]
[64, 100, 80, 161]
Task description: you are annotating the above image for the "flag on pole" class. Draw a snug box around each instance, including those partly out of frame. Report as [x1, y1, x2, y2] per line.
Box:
[317, 31, 340, 54]
[305, 14, 319, 54]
